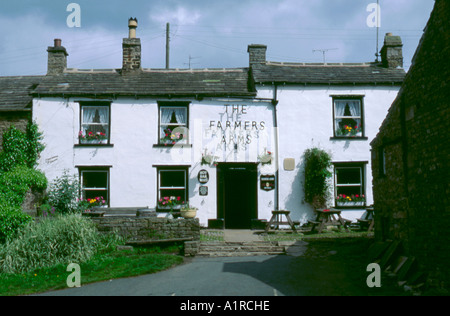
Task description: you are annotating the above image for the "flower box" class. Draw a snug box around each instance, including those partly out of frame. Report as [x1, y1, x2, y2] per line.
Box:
[336, 201, 365, 207]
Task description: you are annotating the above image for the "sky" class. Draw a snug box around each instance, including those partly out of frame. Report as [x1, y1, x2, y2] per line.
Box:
[0, 0, 436, 76]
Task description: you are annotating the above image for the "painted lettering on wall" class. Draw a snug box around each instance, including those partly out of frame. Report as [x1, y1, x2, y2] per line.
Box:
[208, 104, 266, 146]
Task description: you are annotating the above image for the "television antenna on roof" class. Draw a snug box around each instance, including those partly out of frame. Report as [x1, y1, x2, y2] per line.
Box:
[313, 48, 338, 64]
[184, 55, 200, 69]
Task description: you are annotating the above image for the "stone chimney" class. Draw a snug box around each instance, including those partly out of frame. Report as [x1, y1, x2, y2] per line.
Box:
[248, 44, 267, 66]
[380, 33, 403, 68]
[47, 39, 68, 75]
[122, 18, 141, 73]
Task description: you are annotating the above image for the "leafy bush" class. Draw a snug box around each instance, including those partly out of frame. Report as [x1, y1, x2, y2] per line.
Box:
[303, 148, 333, 208]
[0, 209, 32, 244]
[46, 171, 81, 214]
[0, 122, 44, 173]
[0, 166, 47, 210]
[0, 214, 101, 274]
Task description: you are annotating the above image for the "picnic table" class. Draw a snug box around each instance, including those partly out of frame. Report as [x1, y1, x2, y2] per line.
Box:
[265, 210, 297, 233]
[308, 208, 351, 234]
[357, 206, 374, 231]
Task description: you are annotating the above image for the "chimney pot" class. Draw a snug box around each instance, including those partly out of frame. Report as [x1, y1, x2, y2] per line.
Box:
[54, 38, 62, 47]
[128, 17, 138, 39]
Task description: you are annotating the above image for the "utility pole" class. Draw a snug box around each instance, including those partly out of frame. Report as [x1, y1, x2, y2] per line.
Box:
[166, 23, 170, 69]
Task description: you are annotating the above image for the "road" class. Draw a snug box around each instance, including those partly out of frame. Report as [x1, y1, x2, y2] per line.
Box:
[36, 240, 407, 296]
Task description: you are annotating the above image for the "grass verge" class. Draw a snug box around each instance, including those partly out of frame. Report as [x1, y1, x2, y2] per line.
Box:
[0, 246, 184, 296]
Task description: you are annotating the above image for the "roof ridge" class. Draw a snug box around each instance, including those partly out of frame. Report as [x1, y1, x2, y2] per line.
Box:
[265, 61, 377, 67]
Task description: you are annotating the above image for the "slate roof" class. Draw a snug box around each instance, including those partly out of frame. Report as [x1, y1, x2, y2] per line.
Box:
[252, 62, 406, 85]
[1, 61, 406, 111]
[32, 68, 255, 99]
[0, 76, 43, 111]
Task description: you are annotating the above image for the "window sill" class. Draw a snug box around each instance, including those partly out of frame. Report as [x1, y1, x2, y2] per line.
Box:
[330, 136, 368, 141]
[75, 144, 114, 148]
[153, 144, 192, 148]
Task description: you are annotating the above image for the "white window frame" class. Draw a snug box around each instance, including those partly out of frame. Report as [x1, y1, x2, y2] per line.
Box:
[334, 163, 366, 207]
[80, 104, 110, 144]
[80, 169, 109, 205]
[158, 105, 188, 145]
[157, 168, 188, 210]
[333, 98, 364, 138]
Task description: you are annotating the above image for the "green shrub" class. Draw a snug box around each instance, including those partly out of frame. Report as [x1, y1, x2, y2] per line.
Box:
[0, 209, 32, 244]
[303, 148, 333, 208]
[0, 166, 47, 210]
[0, 122, 44, 173]
[0, 214, 101, 274]
[46, 171, 81, 214]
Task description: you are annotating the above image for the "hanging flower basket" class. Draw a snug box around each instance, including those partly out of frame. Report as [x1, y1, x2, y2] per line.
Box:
[258, 150, 273, 165]
[201, 153, 219, 166]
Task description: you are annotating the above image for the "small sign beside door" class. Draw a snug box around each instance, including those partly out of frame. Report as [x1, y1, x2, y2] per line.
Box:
[198, 169, 209, 184]
[260, 174, 276, 191]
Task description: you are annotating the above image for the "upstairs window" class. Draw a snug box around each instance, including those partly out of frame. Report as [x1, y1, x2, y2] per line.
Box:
[79, 103, 110, 145]
[333, 98, 364, 138]
[158, 102, 189, 146]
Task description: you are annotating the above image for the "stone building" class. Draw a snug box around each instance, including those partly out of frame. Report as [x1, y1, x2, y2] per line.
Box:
[371, 0, 450, 287]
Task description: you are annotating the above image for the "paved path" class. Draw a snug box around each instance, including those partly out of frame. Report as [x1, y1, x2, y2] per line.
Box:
[223, 229, 264, 242]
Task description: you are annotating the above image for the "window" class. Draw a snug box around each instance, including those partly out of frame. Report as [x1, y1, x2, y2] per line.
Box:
[79, 102, 110, 144]
[157, 167, 188, 210]
[158, 102, 189, 145]
[79, 168, 110, 206]
[333, 98, 364, 138]
[334, 162, 366, 207]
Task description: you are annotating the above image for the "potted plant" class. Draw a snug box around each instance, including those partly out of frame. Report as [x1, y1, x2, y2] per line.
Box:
[158, 196, 184, 217]
[180, 203, 198, 219]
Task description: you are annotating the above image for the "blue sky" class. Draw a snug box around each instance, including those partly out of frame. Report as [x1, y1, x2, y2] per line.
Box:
[0, 0, 435, 76]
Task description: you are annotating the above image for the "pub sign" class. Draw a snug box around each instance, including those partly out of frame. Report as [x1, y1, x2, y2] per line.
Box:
[260, 174, 276, 191]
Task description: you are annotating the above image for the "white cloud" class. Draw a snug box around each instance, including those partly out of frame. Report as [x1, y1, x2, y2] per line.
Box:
[150, 6, 201, 26]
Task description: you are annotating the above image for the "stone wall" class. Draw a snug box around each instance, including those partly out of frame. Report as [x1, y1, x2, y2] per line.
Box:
[371, 0, 450, 289]
[91, 217, 201, 242]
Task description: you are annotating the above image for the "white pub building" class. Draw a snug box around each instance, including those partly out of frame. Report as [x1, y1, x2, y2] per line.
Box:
[26, 20, 406, 228]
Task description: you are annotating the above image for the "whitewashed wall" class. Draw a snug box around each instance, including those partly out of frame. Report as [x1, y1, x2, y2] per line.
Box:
[256, 85, 401, 223]
[33, 97, 276, 226]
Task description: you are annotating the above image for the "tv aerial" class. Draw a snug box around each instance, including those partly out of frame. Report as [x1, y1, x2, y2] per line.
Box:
[313, 48, 338, 64]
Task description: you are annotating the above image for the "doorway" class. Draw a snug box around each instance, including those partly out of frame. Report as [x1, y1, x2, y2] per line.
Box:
[217, 163, 258, 229]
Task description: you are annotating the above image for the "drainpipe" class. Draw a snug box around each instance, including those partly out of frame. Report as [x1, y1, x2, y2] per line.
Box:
[272, 84, 280, 211]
